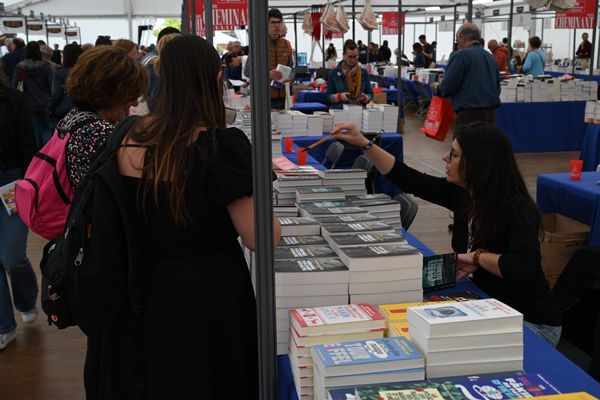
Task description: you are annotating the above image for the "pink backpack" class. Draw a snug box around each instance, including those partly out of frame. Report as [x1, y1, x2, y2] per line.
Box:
[16, 118, 95, 240]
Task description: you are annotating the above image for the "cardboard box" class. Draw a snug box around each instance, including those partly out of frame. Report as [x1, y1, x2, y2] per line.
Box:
[540, 213, 590, 287]
[372, 92, 387, 104]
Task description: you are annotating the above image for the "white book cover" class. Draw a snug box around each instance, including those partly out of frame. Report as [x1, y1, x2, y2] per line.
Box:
[0, 180, 18, 216]
[290, 304, 385, 336]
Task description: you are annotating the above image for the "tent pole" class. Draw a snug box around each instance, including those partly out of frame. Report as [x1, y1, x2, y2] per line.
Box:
[25, 16, 29, 42]
[352, 0, 356, 41]
[573, 28, 576, 75]
[181, 0, 190, 34]
[294, 13, 298, 64]
[127, 0, 133, 41]
[467, 0, 473, 23]
[507, 0, 514, 68]
[45, 19, 49, 44]
[397, 0, 404, 134]
[204, 0, 213, 44]
[191, 0, 197, 35]
[452, 6, 457, 49]
[249, 0, 276, 397]
[591, 2, 598, 79]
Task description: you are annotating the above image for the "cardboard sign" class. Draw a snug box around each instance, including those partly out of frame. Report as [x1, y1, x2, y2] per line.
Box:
[555, 0, 597, 29]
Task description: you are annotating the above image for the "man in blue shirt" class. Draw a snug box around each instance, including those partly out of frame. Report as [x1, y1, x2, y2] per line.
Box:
[436, 23, 501, 131]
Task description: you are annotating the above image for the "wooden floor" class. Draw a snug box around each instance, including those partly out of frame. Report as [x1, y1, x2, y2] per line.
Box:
[0, 112, 578, 399]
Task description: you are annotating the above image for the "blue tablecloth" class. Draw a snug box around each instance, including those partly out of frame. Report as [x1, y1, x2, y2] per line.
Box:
[537, 172, 600, 247]
[545, 70, 600, 85]
[291, 102, 328, 113]
[281, 145, 324, 170]
[496, 101, 587, 152]
[297, 90, 326, 104]
[581, 124, 600, 171]
[292, 133, 404, 197]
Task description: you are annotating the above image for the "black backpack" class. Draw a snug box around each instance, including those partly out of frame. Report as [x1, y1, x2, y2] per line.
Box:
[40, 116, 142, 336]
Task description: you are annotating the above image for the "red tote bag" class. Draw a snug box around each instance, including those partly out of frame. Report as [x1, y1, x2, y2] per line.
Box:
[420, 96, 456, 142]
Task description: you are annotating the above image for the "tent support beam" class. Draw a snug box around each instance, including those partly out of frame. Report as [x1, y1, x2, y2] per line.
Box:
[204, 0, 213, 44]
[591, 3, 598, 80]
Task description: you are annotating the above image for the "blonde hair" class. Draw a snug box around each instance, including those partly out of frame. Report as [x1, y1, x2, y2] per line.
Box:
[154, 33, 181, 74]
[114, 39, 137, 54]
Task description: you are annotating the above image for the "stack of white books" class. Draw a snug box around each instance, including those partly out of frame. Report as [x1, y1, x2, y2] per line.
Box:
[279, 217, 321, 236]
[319, 169, 368, 197]
[292, 111, 309, 136]
[379, 301, 444, 340]
[307, 115, 324, 136]
[375, 104, 399, 132]
[343, 104, 364, 128]
[330, 109, 349, 127]
[362, 108, 384, 132]
[350, 195, 402, 229]
[314, 111, 334, 133]
[275, 258, 350, 356]
[275, 111, 294, 134]
[311, 336, 425, 400]
[296, 187, 346, 203]
[288, 304, 386, 399]
[407, 298, 524, 379]
[272, 131, 283, 158]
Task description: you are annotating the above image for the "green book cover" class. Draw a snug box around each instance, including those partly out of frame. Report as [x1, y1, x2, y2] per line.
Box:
[422, 253, 457, 293]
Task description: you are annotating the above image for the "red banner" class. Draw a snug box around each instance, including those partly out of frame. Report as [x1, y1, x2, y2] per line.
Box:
[381, 12, 405, 35]
[189, 0, 248, 36]
[555, 0, 597, 29]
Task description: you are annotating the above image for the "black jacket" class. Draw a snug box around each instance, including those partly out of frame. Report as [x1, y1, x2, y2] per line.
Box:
[13, 59, 52, 111]
[386, 159, 562, 326]
[2, 47, 24, 84]
[0, 84, 37, 172]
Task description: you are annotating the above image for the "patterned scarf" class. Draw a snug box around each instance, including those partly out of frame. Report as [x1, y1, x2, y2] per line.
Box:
[341, 61, 361, 100]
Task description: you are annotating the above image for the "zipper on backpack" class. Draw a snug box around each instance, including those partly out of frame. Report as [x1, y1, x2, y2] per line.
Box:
[74, 248, 84, 266]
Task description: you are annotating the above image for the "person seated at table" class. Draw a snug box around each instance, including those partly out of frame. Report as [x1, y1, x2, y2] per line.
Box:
[326, 39, 373, 110]
[332, 121, 562, 347]
[224, 52, 244, 92]
[522, 36, 546, 76]
[412, 43, 428, 69]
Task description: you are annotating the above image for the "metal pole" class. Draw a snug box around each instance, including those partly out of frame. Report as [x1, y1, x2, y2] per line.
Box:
[191, 0, 197, 35]
[181, 0, 190, 34]
[322, 27, 325, 67]
[25, 16, 29, 42]
[435, 21, 438, 42]
[45, 20, 49, 45]
[573, 28, 577, 75]
[541, 17, 545, 43]
[590, 2, 598, 79]
[352, 0, 356, 41]
[467, 0, 473, 23]
[249, 0, 276, 398]
[452, 6, 457, 47]
[397, 0, 404, 134]
[204, 0, 213, 44]
[294, 13, 298, 64]
[367, 30, 371, 64]
[507, 0, 514, 67]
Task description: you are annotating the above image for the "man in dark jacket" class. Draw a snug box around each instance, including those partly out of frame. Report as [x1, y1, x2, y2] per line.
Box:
[2, 38, 25, 84]
[380, 40, 392, 63]
[436, 23, 501, 131]
[357, 40, 368, 64]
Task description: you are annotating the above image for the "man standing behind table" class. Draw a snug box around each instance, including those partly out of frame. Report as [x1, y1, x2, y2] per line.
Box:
[576, 32, 592, 70]
[326, 39, 373, 110]
[244, 8, 294, 110]
[419, 35, 434, 66]
[435, 23, 500, 131]
[380, 40, 392, 63]
[488, 39, 508, 72]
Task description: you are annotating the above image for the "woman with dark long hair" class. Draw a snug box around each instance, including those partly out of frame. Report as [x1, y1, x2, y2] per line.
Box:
[115, 35, 281, 398]
[333, 121, 562, 347]
[50, 43, 83, 122]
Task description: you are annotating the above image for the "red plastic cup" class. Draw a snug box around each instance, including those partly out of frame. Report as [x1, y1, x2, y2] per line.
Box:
[570, 159, 583, 181]
[284, 137, 294, 152]
[296, 148, 307, 165]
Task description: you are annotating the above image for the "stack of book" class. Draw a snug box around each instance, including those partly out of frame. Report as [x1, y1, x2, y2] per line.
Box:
[289, 304, 386, 399]
[311, 336, 425, 400]
[296, 187, 346, 203]
[275, 257, 350, 355]
[274, 167, 322, 206]
[292, 111, 309, 136]
[314, 111, 334, 132]
[307, 115, 324, 136]
[272, 131, 283, 158]
[275, 111, 293, 134]
[330, 109, 349, 127]
[351, 195, 402, 230]
[362, 108, 384, 132]
[407, 298, 524, 378]
[379, 301, 445, 340]
[376, 104, 400, 133]
[298, 202, 362, 218]
[319, 169, 368, 197]
[279, 217, 321, 236]
[344, 104, 364, 128]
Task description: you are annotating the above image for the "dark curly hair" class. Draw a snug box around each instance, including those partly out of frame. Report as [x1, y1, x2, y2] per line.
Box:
[66, 46, 148, 111]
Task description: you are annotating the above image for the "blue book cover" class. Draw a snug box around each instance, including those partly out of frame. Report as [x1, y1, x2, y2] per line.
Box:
[328, 387, 356, 400]
[313, 337, 423, 370]
[434, 372, 561, 399]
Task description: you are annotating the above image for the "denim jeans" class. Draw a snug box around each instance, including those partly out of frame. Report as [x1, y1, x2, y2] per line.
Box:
[0, 168, 38, 334]
[524, 321, 562, 348]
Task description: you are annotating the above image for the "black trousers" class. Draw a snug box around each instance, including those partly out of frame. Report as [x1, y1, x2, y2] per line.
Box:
[454, 107, 497, 133]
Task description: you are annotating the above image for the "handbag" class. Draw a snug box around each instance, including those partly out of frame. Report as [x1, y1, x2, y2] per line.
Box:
[420, 96, 455, 141]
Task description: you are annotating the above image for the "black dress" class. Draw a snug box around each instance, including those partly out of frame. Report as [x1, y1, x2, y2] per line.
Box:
[118, 127, 258, 398]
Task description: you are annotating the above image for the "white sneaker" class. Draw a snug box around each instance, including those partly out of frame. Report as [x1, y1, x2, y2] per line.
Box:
[21, 306, 39, 325]
[0, 330, 16, 350]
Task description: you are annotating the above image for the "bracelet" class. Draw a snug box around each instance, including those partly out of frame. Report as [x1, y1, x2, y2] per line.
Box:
[360, 141, 374, 151]
[472, 249, 487, 266]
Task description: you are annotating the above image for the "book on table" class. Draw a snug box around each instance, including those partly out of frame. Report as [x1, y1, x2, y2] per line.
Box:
[279, 235, 328, 247]
[279, 216, 321, 236]
[312, 213, 380, 224]
[321, 221, 395, 241]
[425, 358, 524, 380]
[290, 304, 385, 337]
[347, 193, 391, 201]
[407, 298, 523, 338]
[274, 245, 338, 260]
[387, 321, 410, 339]
[379, 301, 447, 324]
[296, 186, 347, 202]
[292, 325, 384, 347]
[352, 381, 465, 400]
[300, 205, 368, 217]
[276, 294, 349, 309]
[274, 258, 349, 285]
[337, 243, 422, 271]
[276, 282, 349, 297]
[349, 267, 423, 283]
[410, 329, 523, 353]
[326, 231, 406, 252]
[349, 278, 423, 295]
[318, 169, 368, 180]
[422, 253, 457, 293]
[349, 198, 401, 213]
[298, 200, 355, 214]
[424, 290, 482, 302]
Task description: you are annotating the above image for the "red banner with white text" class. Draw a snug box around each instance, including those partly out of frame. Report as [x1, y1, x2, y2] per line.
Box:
[189, 0, 248, 36]
[381, 12, 405, 35]
[555, 0, 597, 29]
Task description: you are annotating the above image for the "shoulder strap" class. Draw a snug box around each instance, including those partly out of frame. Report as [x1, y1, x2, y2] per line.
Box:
[92, 116, 140, 169]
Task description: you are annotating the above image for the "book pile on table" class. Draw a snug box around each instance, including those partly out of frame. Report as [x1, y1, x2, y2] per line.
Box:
[330, 109, 349, 127]
[362, 108, 384, 132]
[379, 301, 442, 340]
[273, 166, 322, 207]
[344, 104, 364, 128]
[407, 298, 524, 378]
[314, 111, 334, 132]
[319, 169, 368, 197]
[289, 304, 386, 400]
[350, 194, 402, 230]
[292, 111, 309, 136]
[375, 104, 399, 133]
[307, 115, 324, 136]
[296, 187, 346, 203]
[279, 217, 321, 236]
[274, 111, 293, 134]
[312, 336, 424, 400]
[275, 237, 350, 355]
